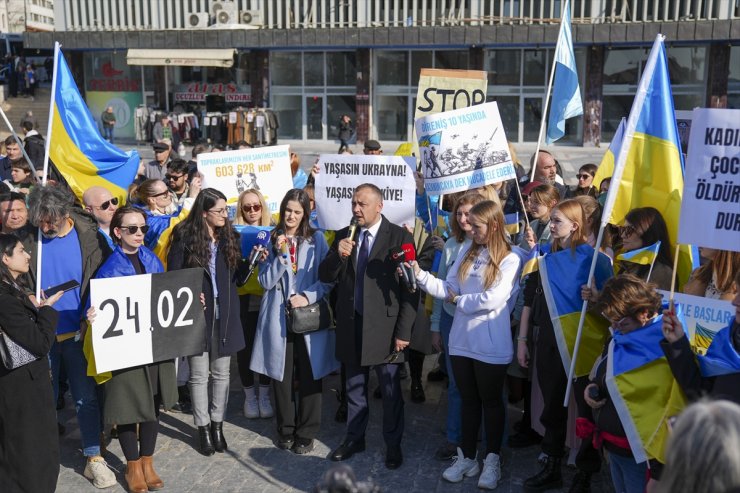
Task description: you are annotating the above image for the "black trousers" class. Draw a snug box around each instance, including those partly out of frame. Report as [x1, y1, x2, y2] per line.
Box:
[273, 332, 322, 440]
[118, 395, 162, 461]
[344, 315, 404, 447]
[535, 337, 569, 457]
[451, 356, 508, 458]
[236, 297, 270, 387]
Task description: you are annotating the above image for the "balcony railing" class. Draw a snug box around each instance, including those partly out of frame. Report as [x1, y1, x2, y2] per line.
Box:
[55, 0, 740, 31]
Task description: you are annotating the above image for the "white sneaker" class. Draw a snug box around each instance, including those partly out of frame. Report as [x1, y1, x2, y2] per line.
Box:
[244, 394, 259, 419]
[442, 447, 479, 483]
[478, 452, 501, 490]
[83, 456, 117, 489]
[258, 385, 274, 418]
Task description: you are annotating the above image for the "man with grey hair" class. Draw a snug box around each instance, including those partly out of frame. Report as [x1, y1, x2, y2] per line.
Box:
[27, 185, 115, 489]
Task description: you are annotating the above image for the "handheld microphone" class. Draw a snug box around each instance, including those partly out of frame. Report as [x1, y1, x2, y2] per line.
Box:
[347, 217, 359, 242]
[390, 245, 416, 293]
[246, 230, 271, 280]
[276, 229, 290, 259]
[401, 243, 418, 292]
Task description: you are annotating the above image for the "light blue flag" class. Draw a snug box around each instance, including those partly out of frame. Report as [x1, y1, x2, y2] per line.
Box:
[546, 0, 583, 144]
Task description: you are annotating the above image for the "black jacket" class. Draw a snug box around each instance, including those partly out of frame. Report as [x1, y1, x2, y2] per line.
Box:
[319, 216, 419, 366]
[167, 236, 246, 357]
[23, 133, 45, 171]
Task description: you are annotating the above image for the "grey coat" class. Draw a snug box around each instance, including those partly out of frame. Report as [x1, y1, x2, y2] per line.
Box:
[250, 231, 338, 381]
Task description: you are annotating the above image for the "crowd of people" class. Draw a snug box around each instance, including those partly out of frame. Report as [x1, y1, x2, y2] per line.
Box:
[0, 135, 738, 493]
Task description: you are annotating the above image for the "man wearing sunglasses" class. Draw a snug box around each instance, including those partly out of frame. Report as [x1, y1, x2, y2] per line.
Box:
[83, 186, 119, 248]
[166, 159, 201, 206]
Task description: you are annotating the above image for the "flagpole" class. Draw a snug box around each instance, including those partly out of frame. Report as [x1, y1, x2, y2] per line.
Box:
[529, 1, 566, 183]
[646, 251, 658, 283]
[35, 41, 61, 301]
[668, 243, 681, 302]
[564, 33, 666, 405]
[0, 107, 42, 184]
[512, 177, 531, 231]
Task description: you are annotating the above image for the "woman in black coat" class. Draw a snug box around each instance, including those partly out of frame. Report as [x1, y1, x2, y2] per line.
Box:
[167, 189, 246, 456]
[0, 233, 63, 493]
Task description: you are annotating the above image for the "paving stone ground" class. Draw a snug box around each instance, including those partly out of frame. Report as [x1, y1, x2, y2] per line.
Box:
[56, 357, 615, 492]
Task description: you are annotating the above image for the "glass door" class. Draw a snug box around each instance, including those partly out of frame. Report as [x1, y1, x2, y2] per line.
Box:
[306, 95, 324, 140]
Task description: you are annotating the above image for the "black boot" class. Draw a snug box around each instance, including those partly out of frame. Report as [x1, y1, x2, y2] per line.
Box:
[523, 455, 562, 492]
[568, 470, 592, 493]
[198, 425, 215, 456]
[211, 421, 228, 452]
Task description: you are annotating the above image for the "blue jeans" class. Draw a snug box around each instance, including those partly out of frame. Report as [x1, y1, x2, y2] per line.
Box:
[50, 337, 102, 457]
[103, 125, 114, 142]
[440, 310, 462, 444]
[608, 452, 647, 493]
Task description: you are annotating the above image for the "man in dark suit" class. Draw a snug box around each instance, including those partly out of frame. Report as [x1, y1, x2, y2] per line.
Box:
[319, 183, 419, 469]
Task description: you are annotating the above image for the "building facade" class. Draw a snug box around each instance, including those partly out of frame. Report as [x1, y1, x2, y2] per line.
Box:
[23, 0, 740, 145]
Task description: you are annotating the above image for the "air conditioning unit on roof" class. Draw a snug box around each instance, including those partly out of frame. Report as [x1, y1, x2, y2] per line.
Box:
[212, 1, 238, 24]
[188, 12, 210, 28]
[240, 10, 263, 26]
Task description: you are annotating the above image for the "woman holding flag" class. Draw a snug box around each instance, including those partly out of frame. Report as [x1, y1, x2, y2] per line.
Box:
[616, 207, 672, 290]
[87, 207, 178, 493]
[518, 199, 613, 493]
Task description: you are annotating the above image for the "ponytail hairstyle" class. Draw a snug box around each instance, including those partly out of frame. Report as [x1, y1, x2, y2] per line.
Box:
[457, 200, 511, 289]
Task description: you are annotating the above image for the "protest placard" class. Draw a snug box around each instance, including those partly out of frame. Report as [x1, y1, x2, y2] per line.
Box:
[678, 108, 740, 252]
[198, 145, 293, 215]
[658, 290, 735, 355]
[414, 101, 517, 195]
[90, 269, 206, 373]
[412, 69, 488, 162]
[314, 155, 416, 231]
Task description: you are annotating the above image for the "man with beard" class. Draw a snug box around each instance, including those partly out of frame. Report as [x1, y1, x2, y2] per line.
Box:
[27, 185, 115, 489]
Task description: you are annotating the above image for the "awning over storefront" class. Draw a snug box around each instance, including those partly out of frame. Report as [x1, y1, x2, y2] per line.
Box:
[126, 49, 235, 67]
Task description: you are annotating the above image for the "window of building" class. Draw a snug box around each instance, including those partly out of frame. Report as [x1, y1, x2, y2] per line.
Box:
[726, 45, 740, 109]
[373, 49, 472, 142]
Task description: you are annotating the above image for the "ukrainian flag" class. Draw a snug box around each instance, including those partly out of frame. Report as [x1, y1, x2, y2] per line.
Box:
[606, 309, 687, 463]
[46, 45, 139, 202]
[418, 132, 442, 148]
[599, 35, 693, 288]
[520, 244, 541, 279]
[593, 117, 625, 190]
[698, 323, 740, 377]
[539, 243, 613, 376]
[616, 241, 661, 266]
[505, 212, 520, 235]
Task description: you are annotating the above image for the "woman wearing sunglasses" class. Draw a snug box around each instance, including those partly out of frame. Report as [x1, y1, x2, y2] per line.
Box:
[87, 207, 177, 493]
[167, 189, 246, 457]
[567, 164, 599, 198]
[617, 207, 673, 291]
[409, 199, 521, 489]
[251, 188, 336, 455]
[131, 178, 196, 254]
[233, 189, 276, 420]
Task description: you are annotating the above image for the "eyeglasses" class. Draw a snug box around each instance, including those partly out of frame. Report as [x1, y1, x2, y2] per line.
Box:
[119, 225, 149, 235]
[151, 190, 169, 199]
[165, 173, 185, 181]
[241, 204, 262, 213]
[207, 208, 228, 216]
[577, 173, 593, 180]
[95, 197, 119, 210]
[619, 224, 637, 238]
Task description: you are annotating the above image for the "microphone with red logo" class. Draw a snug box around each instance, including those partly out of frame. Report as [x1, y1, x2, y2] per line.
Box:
[389, 244, 417, 293]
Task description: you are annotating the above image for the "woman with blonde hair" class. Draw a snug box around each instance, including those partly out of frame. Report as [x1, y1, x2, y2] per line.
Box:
[519, 199, 612, 492]
[234, 188, 275, 419]
[410, 199, 521, 489]
[683, 248, 740, 301]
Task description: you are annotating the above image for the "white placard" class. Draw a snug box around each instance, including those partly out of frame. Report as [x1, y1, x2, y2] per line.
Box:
[90, 269, 206, 373]
[658, 290, 735, 355]
[414, 101, 517, 195]
[678, 108, 740, 252]
[315, 155, 417, 231]
[91, 274, 153, 373]
[198, 146, 293, 214]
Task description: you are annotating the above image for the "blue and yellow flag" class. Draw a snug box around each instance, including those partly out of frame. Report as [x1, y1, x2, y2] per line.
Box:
[594, 117, 625, 190]
[539, 243, 614, 376]
[616, 241, 661, 266]
[606, 309, 687, 463]
[698, 322, 740, 377]
[520, 244, 541, 279]
[48, 45, 139, 202]
[418, 132, 442, 148]
[504, 212, 520, 235]
[598, 35, 693, 288]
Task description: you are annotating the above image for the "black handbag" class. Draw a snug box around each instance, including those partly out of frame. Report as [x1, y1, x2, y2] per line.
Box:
[0, 327, 39, 370]
[286, 298, 335, 335]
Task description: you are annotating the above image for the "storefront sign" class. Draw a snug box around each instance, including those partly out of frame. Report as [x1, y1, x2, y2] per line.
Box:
[86, 91, 143, 140]
[174, 82, 251, 103]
